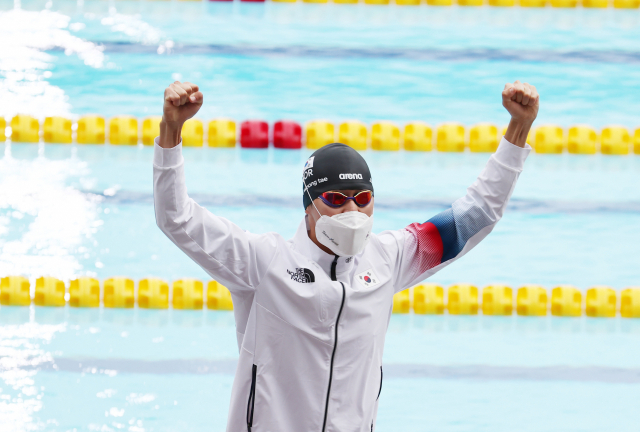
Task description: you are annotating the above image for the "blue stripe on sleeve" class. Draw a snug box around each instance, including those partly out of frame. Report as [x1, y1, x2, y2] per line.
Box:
[426, 209, 463, 263]
[426, 205, 493, 263]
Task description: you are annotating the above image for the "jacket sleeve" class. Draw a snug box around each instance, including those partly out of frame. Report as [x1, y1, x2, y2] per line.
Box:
[153, 139, 278, 294]
[378, 137, 531, 293]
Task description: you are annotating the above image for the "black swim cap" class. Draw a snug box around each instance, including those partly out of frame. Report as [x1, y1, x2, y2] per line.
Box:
[302, 143, 374, 209]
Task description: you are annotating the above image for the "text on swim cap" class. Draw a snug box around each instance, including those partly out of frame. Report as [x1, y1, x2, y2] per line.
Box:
[303, 169, 313, 180]
[304, 177, 328, 190]
[339, 173, 363, 180]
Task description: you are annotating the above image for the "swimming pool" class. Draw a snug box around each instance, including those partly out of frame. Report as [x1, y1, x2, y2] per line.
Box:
[1, 1, 640, 431]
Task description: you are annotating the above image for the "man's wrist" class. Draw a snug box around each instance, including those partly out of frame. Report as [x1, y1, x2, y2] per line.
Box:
[158, 120, 183, 149]
[504, 118, 534, 148]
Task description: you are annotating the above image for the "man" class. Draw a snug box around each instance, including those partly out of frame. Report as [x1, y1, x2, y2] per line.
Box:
[154, 80, 538, 432]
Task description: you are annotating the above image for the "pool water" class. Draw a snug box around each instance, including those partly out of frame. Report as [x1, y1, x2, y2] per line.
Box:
[1, 1, 640, 431]
[2, 309, 640, 432]
[3, 0, 640, 126]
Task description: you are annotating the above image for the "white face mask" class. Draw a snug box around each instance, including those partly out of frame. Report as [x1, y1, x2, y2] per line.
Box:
[314, 210, 374, 257]
[304, 173, 374, 256]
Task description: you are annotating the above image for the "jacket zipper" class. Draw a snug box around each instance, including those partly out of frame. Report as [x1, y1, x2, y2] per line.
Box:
[322, 255, 346, 432]
[371, 366, 383, 432]
[330, 254, 339, 282]
[246, 364, 257, 432]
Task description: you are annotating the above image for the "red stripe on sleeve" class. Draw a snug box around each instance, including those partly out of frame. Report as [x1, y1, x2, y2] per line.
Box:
[405, 222, 445, 277]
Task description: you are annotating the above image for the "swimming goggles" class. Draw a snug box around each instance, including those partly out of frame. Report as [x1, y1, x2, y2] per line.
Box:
[319, 190, 373, 208]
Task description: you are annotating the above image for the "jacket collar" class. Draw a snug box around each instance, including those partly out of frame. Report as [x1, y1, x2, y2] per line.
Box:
[291, 219, 355, 279]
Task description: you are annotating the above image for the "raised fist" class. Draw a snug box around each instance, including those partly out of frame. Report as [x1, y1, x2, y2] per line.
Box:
[163, 81, 203, 126]
[502, 80, 539, 123]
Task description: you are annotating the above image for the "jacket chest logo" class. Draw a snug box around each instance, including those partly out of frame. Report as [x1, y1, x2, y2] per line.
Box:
[357, 269, 379, 288]
[287, 268, 315, 283]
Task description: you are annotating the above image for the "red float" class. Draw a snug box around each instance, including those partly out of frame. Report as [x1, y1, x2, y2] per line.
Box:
[273, 120, 302, 149]
[240, 120, 269, 149]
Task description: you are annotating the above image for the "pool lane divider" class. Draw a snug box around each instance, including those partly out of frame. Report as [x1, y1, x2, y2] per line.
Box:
[206, 0, 639, 10]
[1, 276, 639, 317]
[3, 115, 640, 155]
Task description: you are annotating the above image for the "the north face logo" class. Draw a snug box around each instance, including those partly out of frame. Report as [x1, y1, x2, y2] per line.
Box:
[287, 268, 315, 283]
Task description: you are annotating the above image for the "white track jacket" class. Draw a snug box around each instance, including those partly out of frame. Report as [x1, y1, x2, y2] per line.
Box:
[153, 137, 530, 432]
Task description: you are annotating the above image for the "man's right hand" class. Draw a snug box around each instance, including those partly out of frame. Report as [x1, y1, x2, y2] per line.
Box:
[159, 81, 203, 148]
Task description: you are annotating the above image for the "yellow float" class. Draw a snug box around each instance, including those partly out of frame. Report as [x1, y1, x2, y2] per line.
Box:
[138, 278, 170, 309]
[35, 276, 66, 307]
[447, 284, 478, 315]
[516, 285, 548, 316]
[142, 116, 162, 146]
[182, 119, 204, 147]
[551, 285, 582, 317]
[77, 115, 106, 144]
[69, 277, 100, 307]
[613, 0, 640, 7]
[585, 286, 616, 318]
[600, 126, 630, 155]
[620, 288, 640, 318]
[306, 120, 335, 150]
[172, 278, 204, 310]
[413, 283, 445, 314]
[436, 123, 465, 152]
[534, 125, 565, 154]
[482, 285, 513, 315]
[371, 121, 400, 151]
[207, 280, 234, 310]
[208, 119, 237, 148]
[392, 290, 411, 314]
[10, 114, 40, 143]
[0, 276, 31, 306]
[583, 0, 608, 6]
[109, 116, 138, 145]
[339, 121, 368, 151]
[403, 122, 432, 152]
[469, 123, 499, 153]
[104, 277, 135, 308]
[43, 117, 72, 144]
[551, 0, 577, 6]
[567, 125, 597, 154]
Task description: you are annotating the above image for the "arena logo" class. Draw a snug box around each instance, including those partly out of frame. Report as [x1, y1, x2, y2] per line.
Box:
[339, 173, 363, 180]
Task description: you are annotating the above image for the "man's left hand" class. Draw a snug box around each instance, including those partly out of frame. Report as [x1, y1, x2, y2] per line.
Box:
[502, 80, 540, 148]
[502, 80, 539, 123]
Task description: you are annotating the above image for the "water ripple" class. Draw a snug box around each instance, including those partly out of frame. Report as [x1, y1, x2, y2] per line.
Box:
[11, 357, 640, 383]
[83, 41, 640, 64]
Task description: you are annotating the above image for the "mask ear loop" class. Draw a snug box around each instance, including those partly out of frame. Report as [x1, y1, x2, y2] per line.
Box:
[303, 172, 323, 220]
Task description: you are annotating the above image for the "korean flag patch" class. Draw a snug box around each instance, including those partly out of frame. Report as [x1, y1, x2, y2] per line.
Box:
[304, 156, 314, 170]
[357, 269, 380, 288]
